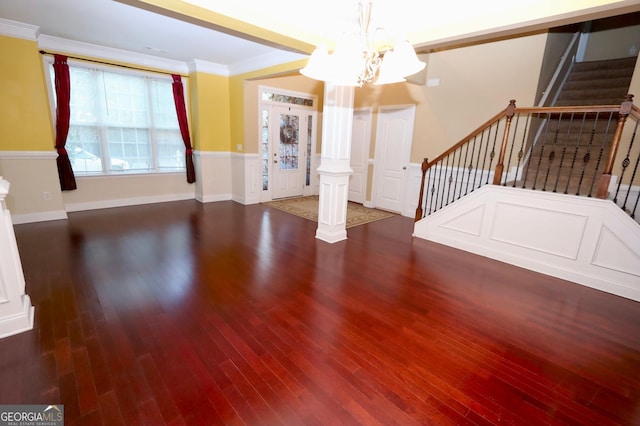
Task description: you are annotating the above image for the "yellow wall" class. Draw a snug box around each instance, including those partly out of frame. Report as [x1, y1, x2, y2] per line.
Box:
[230, 58, 311, 154]
[355, 32, 548, 164]
[189, 71, 231, 151]
[0, 36, 54, 151]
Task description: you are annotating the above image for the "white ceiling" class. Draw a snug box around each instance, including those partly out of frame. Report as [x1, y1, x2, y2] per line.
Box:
[0, 0, 306, 72]
[1, 0, 639, 74]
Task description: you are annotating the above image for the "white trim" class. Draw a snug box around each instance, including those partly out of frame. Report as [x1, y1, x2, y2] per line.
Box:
[38, 35, 189, 75]
[188, 59, 229, 76]
[11, 210, 68, 225]
[35, 34, 304, 78]
[65, 193, 194, 212]
[193, 150, 231, 159]
[196, 193, 233, 203]
[0, 151, 57, 160]
[0, 18, 39, 41]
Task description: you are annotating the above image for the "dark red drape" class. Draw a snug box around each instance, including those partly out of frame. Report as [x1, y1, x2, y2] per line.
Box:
[53, 54, 77, 191]
[171, 74, 196, 183]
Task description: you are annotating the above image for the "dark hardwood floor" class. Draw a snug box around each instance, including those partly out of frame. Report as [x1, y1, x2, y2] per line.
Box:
[2, 200, 640, 425]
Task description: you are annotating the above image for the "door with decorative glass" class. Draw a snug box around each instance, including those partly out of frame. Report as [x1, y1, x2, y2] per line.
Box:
[271, 106, 309, 199]
[259, 88, 317, 201]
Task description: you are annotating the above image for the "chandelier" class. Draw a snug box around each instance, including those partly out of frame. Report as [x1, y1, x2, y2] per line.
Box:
[300, 1, 426, 87]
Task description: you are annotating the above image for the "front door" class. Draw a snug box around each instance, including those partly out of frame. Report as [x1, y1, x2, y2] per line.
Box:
[271, 107, 306, 199]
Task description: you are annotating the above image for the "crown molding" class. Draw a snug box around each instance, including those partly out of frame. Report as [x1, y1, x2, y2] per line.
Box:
[38, 35, 190, 75]
[0, 18, 39, 41]
[1, 19, 305, 78]
[228, 50, 306, 75]
[188, 59, 229, 76]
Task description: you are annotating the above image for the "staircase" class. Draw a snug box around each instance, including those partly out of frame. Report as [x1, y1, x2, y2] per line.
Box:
[555, 57, 637, 106]
[412, 58, 640, 304]
[523, 57, 637, 195]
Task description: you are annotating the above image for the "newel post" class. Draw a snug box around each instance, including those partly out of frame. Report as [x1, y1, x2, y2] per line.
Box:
[492, 100, 517, 185]
[414, 158, 429, 222]
[596, 94, 634, 199]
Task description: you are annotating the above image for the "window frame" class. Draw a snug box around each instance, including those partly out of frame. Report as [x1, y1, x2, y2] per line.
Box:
[43, 56, 189, 177]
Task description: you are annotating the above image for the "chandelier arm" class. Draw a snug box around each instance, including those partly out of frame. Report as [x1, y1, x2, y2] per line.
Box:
[299, 0, 426, 86]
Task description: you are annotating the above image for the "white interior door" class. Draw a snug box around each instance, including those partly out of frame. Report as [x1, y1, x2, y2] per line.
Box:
[349, 108, 372, 204]
[271, 107, 306, 199]
[373, 105, 415, 213]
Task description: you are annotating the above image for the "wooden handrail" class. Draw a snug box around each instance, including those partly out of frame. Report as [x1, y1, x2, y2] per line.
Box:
[416, 95, 639, 221]
[423, 105, 511, 169]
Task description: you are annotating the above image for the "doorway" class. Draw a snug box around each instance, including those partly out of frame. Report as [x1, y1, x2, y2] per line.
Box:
[259, 88, 317, 201]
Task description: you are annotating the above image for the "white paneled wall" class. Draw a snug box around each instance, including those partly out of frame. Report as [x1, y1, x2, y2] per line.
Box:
[414, 185, 640, 302]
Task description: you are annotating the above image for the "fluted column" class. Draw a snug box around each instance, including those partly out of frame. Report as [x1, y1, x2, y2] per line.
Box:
[316, 83, 355, 243]
[0, 178, 34, 339]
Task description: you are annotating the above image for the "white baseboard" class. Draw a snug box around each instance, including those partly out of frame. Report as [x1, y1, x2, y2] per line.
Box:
[196, 193, 232, 203]
[65, 193, 195, 212]
[11, 210, 68, 225]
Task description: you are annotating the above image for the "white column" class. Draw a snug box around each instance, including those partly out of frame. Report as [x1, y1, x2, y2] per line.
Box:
[316, 83, 355, 243]
[0, 178, 34, 339]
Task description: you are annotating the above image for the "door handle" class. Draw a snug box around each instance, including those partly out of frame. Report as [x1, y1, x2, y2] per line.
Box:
[274, 160, 278, 163]
[402, 166, 407, 170]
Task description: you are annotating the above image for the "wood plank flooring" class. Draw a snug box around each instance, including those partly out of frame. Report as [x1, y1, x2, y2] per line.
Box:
[2, 200, 640, 425]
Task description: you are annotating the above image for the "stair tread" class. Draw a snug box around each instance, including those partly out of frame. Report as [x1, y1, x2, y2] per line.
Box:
[570, 57, 637, 71]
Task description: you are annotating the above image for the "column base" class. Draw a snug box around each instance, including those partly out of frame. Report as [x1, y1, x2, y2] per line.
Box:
[316, 227, 347, 243]
[0, 295, 35, 339]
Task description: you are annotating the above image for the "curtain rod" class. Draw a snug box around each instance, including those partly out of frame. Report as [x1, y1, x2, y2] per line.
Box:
[38, 50, 185, 77]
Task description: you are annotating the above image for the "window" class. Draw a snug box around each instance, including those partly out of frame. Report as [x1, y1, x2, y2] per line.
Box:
[49, 63, 186, 175]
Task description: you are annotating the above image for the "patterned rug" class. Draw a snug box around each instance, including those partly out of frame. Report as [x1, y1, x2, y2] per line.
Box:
[264, 195, 396, 228]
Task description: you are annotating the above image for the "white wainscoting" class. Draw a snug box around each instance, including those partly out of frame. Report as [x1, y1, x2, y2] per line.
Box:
[413, 185, 640, 302]
[194, 151, 232, 203]
[231, 153, 261, 205]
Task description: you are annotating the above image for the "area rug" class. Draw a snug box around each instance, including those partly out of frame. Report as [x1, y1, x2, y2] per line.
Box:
[264, 195, 396, 228]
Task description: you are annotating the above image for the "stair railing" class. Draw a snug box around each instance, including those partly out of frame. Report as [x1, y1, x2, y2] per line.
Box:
[415, 95, 639, 222]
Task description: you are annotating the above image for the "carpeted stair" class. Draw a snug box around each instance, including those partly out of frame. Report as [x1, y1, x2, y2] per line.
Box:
[554, 57, 637, 106]
[524, 56, 637, 195]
